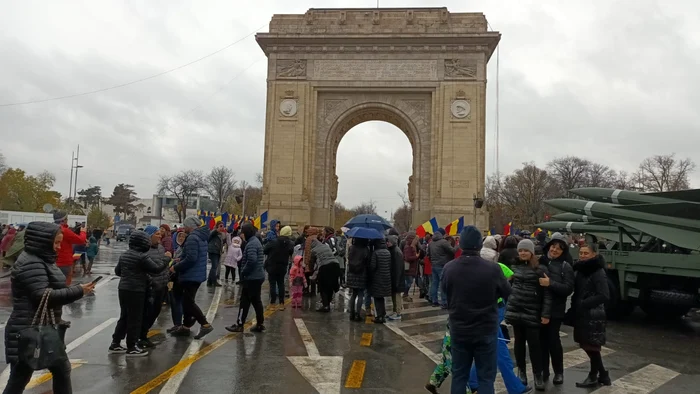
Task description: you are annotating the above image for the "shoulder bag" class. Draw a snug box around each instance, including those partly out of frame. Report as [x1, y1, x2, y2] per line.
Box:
[17, 288, 69, 370]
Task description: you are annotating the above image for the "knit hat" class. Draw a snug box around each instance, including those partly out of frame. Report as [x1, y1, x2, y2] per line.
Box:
[160, 224, 171, 232]
[183, 216, 201, 229]
[386, 234, 399, 247]
[53, 211, 67, 224]
[459, 226, 483, 250]
[280, 225, 292, 237]
[517, 239, 535, 254]
[437, 228, 446, 236]
[144, 225, 159, 236]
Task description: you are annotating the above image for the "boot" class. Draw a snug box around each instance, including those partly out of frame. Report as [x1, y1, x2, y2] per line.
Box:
[534, 373, 545, 391]
[552, 373, 564, 385]
[576, 372, 599, 388]
[424, 383, 439, 394]
[598, 370, 611, 386]
[350, 312, 356, 321]
[518, 369, 528, 385]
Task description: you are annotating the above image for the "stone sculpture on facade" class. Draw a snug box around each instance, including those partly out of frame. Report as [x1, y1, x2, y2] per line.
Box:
[330, 174, 339, 202]
[407, 175, 415, 203]
[277, 60, 307, 78]
[444, 59, 477, 79]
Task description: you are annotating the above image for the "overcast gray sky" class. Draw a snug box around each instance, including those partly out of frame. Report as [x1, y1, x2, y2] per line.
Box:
[2, 0, 699, 218]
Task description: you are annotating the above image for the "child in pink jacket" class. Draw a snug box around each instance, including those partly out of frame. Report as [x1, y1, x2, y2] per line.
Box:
[289, 255, 307, 308]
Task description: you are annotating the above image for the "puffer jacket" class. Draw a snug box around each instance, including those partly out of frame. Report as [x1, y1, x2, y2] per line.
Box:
[369, 239, 392, 297]
[264, 235, 294, 276]
[5, 222, 84, 364]
[346, 242, 369, 290]
[147, 243, 170, 291]
[498, 235, 519, 268]
[240, 229, 265, 282]
[402, 233, 419, 276]
[208, 230, 223, 255]
[427, 232, 455, 268]
[115, 231, 167, 292]
[388, 238, 405, 294]
[175, 226, 209, 283]
[572, 255, 609, 347]
[309, 239, 338, 274]
[505, 261, 552, 328]
[540, 237, 575, 319]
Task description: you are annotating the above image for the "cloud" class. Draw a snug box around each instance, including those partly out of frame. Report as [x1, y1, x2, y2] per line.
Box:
[1, 0, 699, 222]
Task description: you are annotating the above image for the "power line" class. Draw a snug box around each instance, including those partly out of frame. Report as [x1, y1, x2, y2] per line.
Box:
[0, 23, 267, 108]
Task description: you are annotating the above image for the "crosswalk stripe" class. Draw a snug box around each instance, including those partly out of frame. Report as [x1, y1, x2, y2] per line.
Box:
[401, 305, 443, 314]
[395, 315, 446, 328]
[411, 331, 446, 343]
[589, 364, 679, 394]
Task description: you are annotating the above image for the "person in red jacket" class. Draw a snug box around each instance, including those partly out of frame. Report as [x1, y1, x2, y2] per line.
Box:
[54, 211, 87, 286]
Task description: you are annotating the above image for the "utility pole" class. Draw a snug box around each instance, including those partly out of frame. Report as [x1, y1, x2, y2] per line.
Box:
[73, 144, 82, 202]
[241, 186, 247, 218]
[68, 151, 75, 204]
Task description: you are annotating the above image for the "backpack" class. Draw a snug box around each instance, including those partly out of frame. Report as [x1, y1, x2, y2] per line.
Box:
[347, 248, 368, 275]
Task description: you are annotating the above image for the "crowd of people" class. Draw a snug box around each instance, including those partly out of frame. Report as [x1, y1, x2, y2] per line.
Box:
[0, 212, 611, 394]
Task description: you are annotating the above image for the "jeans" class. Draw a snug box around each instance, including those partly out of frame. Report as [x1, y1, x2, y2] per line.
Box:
[512, 323, 543, 375]
[404, 275, 414, 296]
[181, 281, 208, 328]
[237, 279, 264, 326]
[349, 288, 365, 316]
[112, 289, 146, 348]
[268, 272, 286, 304]
[59, 265, 73, 286]
[141, 287, 168, 339]
[207, 253, 220, 285]
[541, 318, 564, 376]
[431, 266, 447, 306]
[3, 359, 72, 394]
[170, 282, 183, 326]
[224, 266, 236, 282]
[450, 334, 497, 394]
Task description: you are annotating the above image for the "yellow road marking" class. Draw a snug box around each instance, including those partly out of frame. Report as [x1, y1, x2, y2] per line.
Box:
[365, 315, 373, 324]
[219, 298, 236, 306]
[360, 333, 373, 347]
[344, 360, 367, 388]
[26, 362, 85, 389]
[147, 329, 161, 338]
[131, 298, 290, 394]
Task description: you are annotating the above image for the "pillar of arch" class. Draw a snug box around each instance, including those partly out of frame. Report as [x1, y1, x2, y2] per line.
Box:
[256, 7, 500, 229]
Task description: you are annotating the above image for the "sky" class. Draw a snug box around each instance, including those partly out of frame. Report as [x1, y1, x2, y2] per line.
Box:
[2, 0, 699, 218]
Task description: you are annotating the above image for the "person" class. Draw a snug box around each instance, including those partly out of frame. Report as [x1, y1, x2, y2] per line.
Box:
[160, 224, 173, 254]
[138, 226, 172, 348]
[310, 233, 341, 312]
[303, 227, 321, 296]
[498, 235, 519, 268]
[386, 235, 405, 320]
[3, 222, 93, 394]
[335, 229, 347, 288]
[207, 222, 225, 287]
[266, 220, 281, 244]
[441, 226, 511, 394]
[54, 211, 87, 286]
[1, 224, 26, 268]
[0, 226, 16, 258]
[368, 238, 392, 324]
[402, 232, 420, 300]
[427, 228, 455, 309]
[226, 223, 266, 333]
[571, 243, 611, 388]
[223, 235, 243, 283]
[480, 236, 499, 263]
[505, 239, 552, 391]
[85, 234, 99, 275]
[167, 230, 187, 334]
[538, 233, 574, 385]
[109, 230, 167, 357]
[170, 217, 214, 339]
[264, 225, 294, 310]
[346, 238, 370, 321]
[289, 255, 307, 308]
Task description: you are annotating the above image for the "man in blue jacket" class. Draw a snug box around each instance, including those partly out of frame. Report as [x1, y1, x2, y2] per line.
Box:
[171, 216, 214, 339]
[226, 223, 266, 333]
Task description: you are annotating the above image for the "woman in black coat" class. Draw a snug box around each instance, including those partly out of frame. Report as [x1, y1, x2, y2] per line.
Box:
[4, 222, 92, 394]
[571, 243, 611, 388]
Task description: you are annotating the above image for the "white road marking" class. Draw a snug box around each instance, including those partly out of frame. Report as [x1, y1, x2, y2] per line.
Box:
[0, 317, 117, 392]
[384, 321, 442, 364]
[395, 315, 447, 328]
[294, 318, 320, 358]
[590, 364, 679, 394]
[411, 330, 447, 343]
[159, 285, 222, 394]
[94, 275, 115, 290]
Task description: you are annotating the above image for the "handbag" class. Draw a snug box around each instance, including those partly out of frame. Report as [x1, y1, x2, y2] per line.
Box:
[17, 288, 69, 370]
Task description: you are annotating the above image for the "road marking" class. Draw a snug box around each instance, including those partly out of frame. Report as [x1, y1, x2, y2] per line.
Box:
[590, 364, 679, 394]
[147, 329, 161, 338]
[26, 359, 87, 389]
[0, 317, 118, 392]
[401, 305, 443, 314]
[360, 333, 373, 347]
[411, 330, 445, 343]
[365, 315, 373, 324]
[294, 318, 320, 357]
[288, 318, 343, 394]
[384, 321, 442, 364]
[395, 315, 446, 328]
[95, 275, 115, 290]
[132, 298, 289, 394]
[158, 286, 222, 393]
[344, 360, 366, 388]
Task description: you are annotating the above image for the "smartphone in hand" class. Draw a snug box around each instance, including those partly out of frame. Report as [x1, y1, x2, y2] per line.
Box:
[91, 276, 104, 285]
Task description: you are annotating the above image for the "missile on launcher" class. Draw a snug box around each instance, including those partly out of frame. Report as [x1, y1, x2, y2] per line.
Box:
[570, 187, 700, 205]
[550, 212, 608, 223]
[535, 221, 644, 244]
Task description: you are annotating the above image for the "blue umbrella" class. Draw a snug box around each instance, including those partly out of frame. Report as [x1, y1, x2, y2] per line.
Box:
[345, 227, 384, 240]
[344, 214, 392, 231]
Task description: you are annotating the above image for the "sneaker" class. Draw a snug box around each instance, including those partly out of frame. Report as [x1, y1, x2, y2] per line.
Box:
[225, 324, 244, 333]
[166, 325, 180, 334]
[194, 324, 214, 339]
[126, 347, 149, 357]
[425, 383, 439, 394]
[251, 324, 266, 333]
[108, 343, 127, 354]
[171, 326, 191, 337]
[387, 313, 402, 321]
[278, 304, 285, 311]
[137, 339, 156, 349]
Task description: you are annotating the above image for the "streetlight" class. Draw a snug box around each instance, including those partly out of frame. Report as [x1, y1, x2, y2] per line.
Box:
[473, 194, 484, 227]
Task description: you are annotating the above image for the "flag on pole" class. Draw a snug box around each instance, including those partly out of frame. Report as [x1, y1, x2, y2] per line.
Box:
[253, 211, 269, 229]
[445, 216, 465, 236]
[416, 217, 439, 238]
[503, 222, 512, 236]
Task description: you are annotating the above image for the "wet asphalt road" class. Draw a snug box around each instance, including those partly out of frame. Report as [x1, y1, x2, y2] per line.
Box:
[0, 243, 697, 393]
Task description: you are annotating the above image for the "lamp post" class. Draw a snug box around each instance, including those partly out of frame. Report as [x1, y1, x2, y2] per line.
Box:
[472, 194, 484, 227]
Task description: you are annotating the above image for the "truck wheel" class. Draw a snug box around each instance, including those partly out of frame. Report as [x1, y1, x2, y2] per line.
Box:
[649, 290, 698, 307]
[641, 303, 691, 320]
[605, 276, 634, 319]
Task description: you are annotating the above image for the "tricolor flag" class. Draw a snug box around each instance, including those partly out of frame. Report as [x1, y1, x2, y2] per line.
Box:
[503, 222, 512, 236]
[253, 211, 268, 229]
[445, 216, 464, 236]
[416, 217, 439, 238]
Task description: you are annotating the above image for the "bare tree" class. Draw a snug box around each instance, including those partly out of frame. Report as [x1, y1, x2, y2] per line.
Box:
[351, 200, 378, 216]
[500, 163, 559, 227]
[635, 154, 696, 192]
[547, 156, 592, 196]
[392, 190, 412, 233]
[0, 151, 6, 175]
[205, 166, 236, 212]
[586, 163, 617, 188]
[158, 170, 206, 222]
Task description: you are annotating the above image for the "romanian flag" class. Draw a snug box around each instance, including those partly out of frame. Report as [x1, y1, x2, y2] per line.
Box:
[445, 216, 464, 236]
[503, 222, 512, 236]
[416, 217, 439, 238]
[253, 211, 268, 229]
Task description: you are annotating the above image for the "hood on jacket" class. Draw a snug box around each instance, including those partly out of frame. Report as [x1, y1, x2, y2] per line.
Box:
[24, 222, 61, 262]
[241, 223, 257, 242]
[501, 235, 519, 250]
[128, 230, 151, 253]
[386, 235, 399, 248]
[232, 236, 242, 247]
[267, 220, 279, 239]
[544, 232, 571, 261]
[483, 236, 498, 251]
[374, 238, 388, 250]
[431, 232, 444, 242]
[574, 254, 605, 275]
[89, 236, 98, 244]
[404, 232, 417, 247]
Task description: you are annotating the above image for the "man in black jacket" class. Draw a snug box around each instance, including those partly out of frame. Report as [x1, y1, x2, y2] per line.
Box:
[442, 226, 511, 394]
[264, 225, 294, 310]
[207, 222, 225, 287]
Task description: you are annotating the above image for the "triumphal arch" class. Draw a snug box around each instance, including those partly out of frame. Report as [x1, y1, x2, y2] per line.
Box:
[256, 8, 500, 228]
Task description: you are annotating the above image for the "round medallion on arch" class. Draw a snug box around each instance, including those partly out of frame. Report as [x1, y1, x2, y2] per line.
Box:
[450, 99, 471, 119]
[280, 99, 298, 117]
